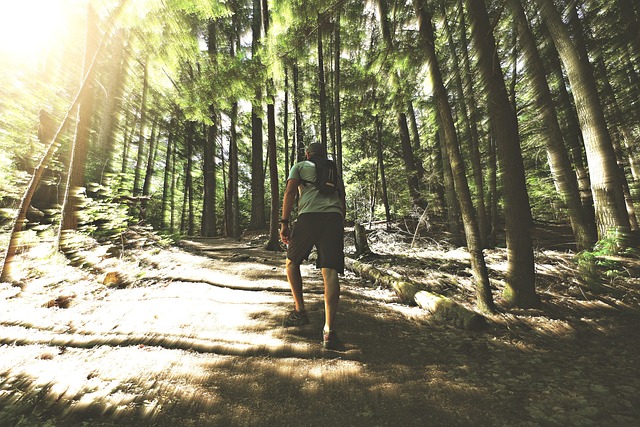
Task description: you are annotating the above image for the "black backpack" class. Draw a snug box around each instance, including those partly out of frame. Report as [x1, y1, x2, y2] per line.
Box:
[302, 157, 340, 195]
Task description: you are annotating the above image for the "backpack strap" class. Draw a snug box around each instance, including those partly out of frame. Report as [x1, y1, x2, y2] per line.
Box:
[298, 158, 317, 187]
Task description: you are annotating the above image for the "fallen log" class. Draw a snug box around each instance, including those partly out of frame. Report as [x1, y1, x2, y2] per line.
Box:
[344, 257, 486, 330]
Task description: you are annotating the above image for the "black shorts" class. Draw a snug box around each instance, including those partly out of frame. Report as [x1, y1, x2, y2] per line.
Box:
[287, 212, 344, 273]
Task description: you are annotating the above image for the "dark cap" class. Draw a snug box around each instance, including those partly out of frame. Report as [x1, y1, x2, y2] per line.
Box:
[306, 143, 327, 156]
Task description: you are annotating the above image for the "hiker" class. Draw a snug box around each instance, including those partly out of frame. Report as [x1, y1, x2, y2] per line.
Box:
[279, 142, 347, 350]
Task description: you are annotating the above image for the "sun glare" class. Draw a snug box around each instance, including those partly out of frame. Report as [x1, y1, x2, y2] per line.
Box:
[0, 0, 68, 63]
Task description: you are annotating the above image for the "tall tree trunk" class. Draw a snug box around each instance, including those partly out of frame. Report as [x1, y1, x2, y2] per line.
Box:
[430, 128, 446, 218]
[616, 0, 640, 138]
[185, 122, 195, 236]
[293, 62, 304, 162]
[508, 0, 596, 250]
[227, 27, 240, 238]
[133, 61, 149, 196]
[170, 133, 177, 233]
[414, 0, 495, 313]
[465, 0, 539, 308]
[438, 128, 463, 245]
[376, 0, 427, 210]
[96, 29, 127, 179]
[535, 0, 632, 243]
[508, 24, 518, 112]
[60, 4, 99, 235]
[487, 131, 498, 247]
[407, 101, 426, 183]
[284, 66, 290, 175]
[593, 58, 639, 230]
[370, 156, 379, 226]
[140, 115, 158, 221]
[540, 22, 595, 228]
[262, 0, 280, 250]
[161, 117, 175, 230]
[442, 3, 489, 247]
[202, 20, 219, 237]
[399, 112, 427, 210]
[317, 13, 328, 148]
[120, 108, 134, 174]
[265, 102, 280, 250]
[375, 116, 392, 226]
[250, 0, 265, 230]
[202, 119, 218, 236]
[334, 10, 343, 177]
[228, 101, 240, 238]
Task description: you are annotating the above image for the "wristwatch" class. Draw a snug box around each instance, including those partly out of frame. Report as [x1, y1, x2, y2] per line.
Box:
[279, 219, 289, 225]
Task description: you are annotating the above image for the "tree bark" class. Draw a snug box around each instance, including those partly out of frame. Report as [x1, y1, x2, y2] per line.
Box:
[120, 109, 134, 174]
[465, 0, 539, 308]
[250, 0, 265, 230]
[539, 21, 595, 226]
[184, 122, 195, 236]
[161, 117, 175, 230]
[262, 1, 280, 251]
[438, 128, 463, 244]
[333, 10, 343, 177]
[399, 112, 427, 210]
[508, 0, 596, 250]
[202, 20, 219, 237]
[317, 12, 328, 148]
[442, 3, 489, 247]
[140, 115, 158, 221]
[226, 26, 241, 238]
[293, 62, 304, 163]
[535, 0, 632, 243]
[132, 61, 149, 197]
[354, 223, 372, 257]
[375, 116, 392, 225]
[284, 67, 290, 175]
[228, 101, 240, 238]
[414, 0, 495, 314]
[488, 131, 498, 247]
[593, 58, 639, 230]
[265, 103, 281, 250]
[170, 126, 177, 233]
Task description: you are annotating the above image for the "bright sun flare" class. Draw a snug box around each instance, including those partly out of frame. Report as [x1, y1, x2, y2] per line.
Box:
[0, 0, 68, 62]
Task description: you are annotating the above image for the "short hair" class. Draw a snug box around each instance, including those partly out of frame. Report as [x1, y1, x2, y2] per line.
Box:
[305, 143, 327, 157]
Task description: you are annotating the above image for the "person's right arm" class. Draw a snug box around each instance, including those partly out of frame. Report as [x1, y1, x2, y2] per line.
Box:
[280, 178, 299, 244]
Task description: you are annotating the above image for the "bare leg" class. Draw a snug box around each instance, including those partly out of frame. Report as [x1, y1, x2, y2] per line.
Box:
[286, 258, 305, 312]
[322, 268, 340, 332]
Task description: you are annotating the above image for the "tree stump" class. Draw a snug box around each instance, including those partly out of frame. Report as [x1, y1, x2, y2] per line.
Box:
[354, 223, 372, 257]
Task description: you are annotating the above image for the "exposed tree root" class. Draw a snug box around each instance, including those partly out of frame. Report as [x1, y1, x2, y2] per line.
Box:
[0, 324, 360, 360]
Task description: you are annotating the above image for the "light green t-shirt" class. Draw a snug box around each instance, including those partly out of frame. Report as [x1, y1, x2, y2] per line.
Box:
[288, 160, 343, 216]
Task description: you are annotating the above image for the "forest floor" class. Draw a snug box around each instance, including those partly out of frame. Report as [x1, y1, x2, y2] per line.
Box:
[0, 224, 639, 426]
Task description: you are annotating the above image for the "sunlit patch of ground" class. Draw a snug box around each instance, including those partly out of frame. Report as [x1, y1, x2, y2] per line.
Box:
[1, 229, 639, 426]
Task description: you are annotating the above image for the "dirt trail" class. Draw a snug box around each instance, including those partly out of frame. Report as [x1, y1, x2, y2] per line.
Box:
[0, 235, 639, 426]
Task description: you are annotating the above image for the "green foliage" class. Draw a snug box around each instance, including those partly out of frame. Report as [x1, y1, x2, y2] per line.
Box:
[574, 230, 638, 290]
[80, 177, 135, 238]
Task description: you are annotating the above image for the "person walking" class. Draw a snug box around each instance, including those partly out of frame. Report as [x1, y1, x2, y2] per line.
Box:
[279, 143, 346, 350]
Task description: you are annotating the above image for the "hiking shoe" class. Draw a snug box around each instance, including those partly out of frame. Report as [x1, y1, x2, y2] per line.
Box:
[283, 309, 310, 327]
[322, 330, 345, 351]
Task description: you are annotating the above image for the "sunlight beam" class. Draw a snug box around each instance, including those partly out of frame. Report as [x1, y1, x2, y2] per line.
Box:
[0, 0, 68, 64]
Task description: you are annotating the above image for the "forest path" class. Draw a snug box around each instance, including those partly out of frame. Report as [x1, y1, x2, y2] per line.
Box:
[0, 235, 639, 426]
